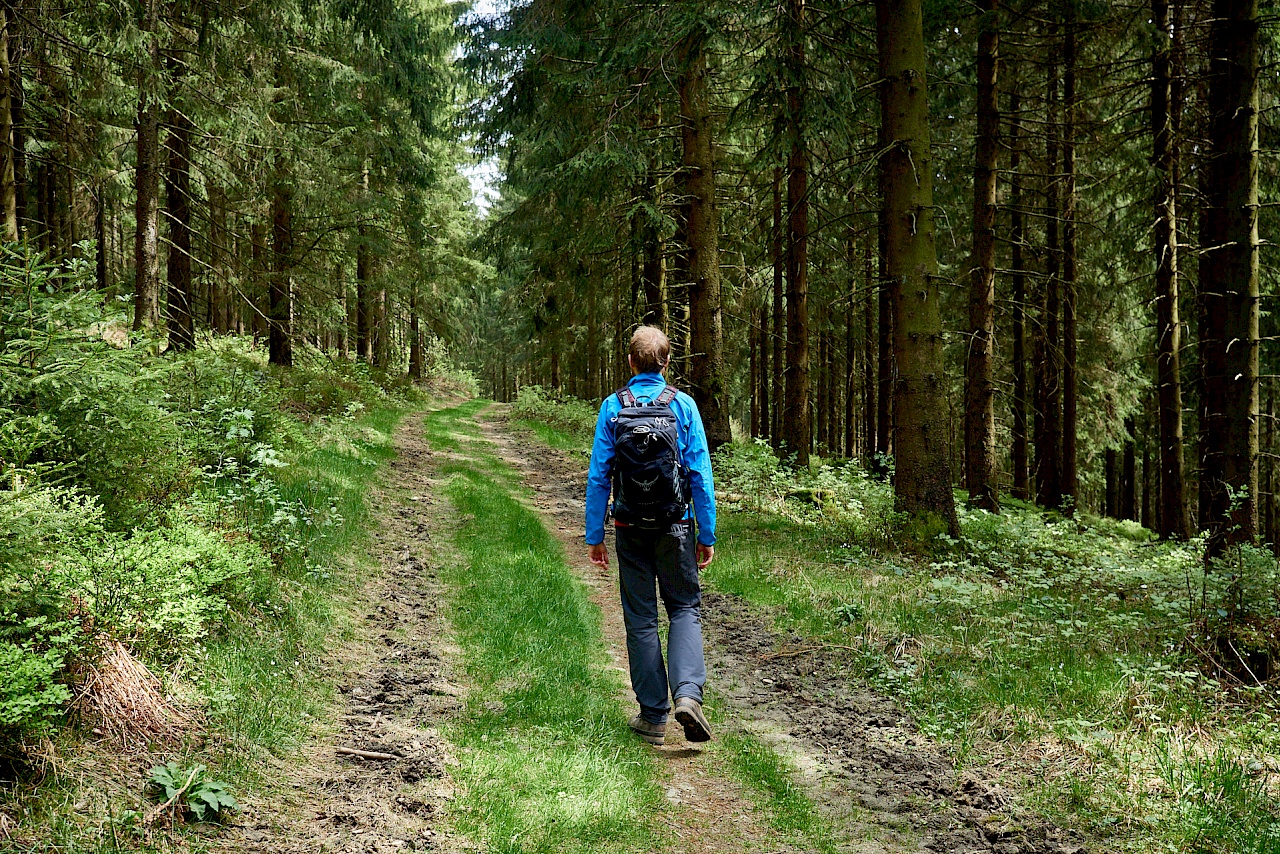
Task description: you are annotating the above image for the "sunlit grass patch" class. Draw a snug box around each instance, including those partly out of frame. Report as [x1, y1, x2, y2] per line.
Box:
[718, 729, 838, 851]
[455, 736, 660, 854]
[423, 403, 667, 854]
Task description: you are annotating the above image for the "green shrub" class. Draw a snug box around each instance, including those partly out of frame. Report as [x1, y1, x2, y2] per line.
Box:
[511, 385, 598, 441]
[0, 641, 71, 738]
[53, 515, 265, 657]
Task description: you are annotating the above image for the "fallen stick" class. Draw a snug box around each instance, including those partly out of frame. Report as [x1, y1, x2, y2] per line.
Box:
[760, 643, 861, 661]
[336, 746, 399, 761]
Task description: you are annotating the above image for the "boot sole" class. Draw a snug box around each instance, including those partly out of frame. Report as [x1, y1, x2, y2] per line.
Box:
[629, 721, 665, 746]
[674, 705, 712, 743]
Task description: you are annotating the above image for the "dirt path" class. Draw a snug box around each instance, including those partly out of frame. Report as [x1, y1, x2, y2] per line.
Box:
[213, 404, 1088, 854]
[478, 408, 1089, 854]
[215, 412, 462, 854]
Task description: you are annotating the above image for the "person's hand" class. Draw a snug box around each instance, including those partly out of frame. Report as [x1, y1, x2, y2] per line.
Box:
[696, 543, 714, 569]
[589, 543, 609, 568]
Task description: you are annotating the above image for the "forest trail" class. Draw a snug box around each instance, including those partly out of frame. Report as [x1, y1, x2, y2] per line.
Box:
[213, 404, 1088, 854]
[213, 411, 463, 854]
[476, 406, 1088, 854]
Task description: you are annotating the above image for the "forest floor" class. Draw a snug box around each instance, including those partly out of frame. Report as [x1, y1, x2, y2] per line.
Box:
[210, 401, 1088, 854]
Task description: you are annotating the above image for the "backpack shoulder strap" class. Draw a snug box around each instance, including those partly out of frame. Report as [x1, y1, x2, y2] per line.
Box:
[654, 385, 677, 406]
[615, 387, 638, 408]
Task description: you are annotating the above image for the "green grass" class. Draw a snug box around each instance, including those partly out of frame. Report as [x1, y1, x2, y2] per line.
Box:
[423, 402, 667, 854]
[719, 728, 839, 851]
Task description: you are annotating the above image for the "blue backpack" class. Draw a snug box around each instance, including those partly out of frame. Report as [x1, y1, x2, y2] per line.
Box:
[611, 385, 688, 528]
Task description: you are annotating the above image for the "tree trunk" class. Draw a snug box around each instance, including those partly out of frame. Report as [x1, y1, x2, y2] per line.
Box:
[750, 316, 760, 438]
[1123, 416, 1137, 521]
[760, 297, 771, 441]
[0, 7, 15, 242]
[1105, 447, 1119, 518]
[965, 0, 1000, 512]
[133, 0, 161, 331]
[587, 282, 601, 399]
[771, 166, 785, 447]
[876, 0, 959, 534]
[641, 148, 666, 330]
[1009, 87, 1029, 501]
[165, 103, 194, 352]
[1061, 10, 1079, 510]
[845, 223, 857, 458]
[269, 161, 293, 367]
[1036, 41, 1063, 509]
[677, 24, 730, 452]
[409, 290, 422, 381]
[1152, 0, 1190, 539]
[1199, 0, 1260, 558]
[876, 214, 893, 465]
[209, 185, 231, 333]
[250, 220, 268, 341]
[816, 308, 827, 455]
[94, 186, 107, 290]
[782, 0, 810, 465]
[863, 236, 876, 464]
[10, 14, 24, 235]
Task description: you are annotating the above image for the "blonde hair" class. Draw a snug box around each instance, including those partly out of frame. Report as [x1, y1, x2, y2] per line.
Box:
[629, 326, 670, 373]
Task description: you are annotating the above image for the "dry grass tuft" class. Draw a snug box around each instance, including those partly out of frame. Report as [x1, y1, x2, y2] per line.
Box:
[71, 642, 198, 750]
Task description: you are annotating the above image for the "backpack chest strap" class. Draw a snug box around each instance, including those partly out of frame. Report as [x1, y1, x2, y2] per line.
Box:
[615, 385, 677, 408]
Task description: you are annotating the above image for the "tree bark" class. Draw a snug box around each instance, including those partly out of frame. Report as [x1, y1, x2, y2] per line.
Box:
[409, 290, 422, 381]
[94, 186, 107, 291]
[1105, 447, 1119, 517]
[1123, 416, 1137, 522]
[782, 0, 810, 465]
[965, 0, 1000, 512]
[760, 301, 770, 440]
[1061, 10, 1079, 510]
[209, 185, 231, 333]
[876, 0, 959, 534]
[1036, 40, 1063, 509]
[250, 220, 267, 341]
[0, 7, 15, 242]
[1199, 0, 1259, 559]
[750, 314, 760, 438]
[1153, 0, 1190, 539]
[9, 11, 24, 235]
[677, 23, 730, 452]
[863, 236, 876, 464]
[587, 280, 600, 400]
[269, 160, 293, 367]
[771, 166, 785, 447]
[845, 218, 857, 458]
[165, 103, 194, 351]
[1009, 87, 1029, 501]
[876, 214, 893, 465]
[132, 0, 162, 331]
[816, 307, 827, 455]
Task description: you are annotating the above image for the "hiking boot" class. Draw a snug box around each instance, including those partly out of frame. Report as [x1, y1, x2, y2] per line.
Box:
[673, 697, 712, 743]
[629, 714, 666, 746]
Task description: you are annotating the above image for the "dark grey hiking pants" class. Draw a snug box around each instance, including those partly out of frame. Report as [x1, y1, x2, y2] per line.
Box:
[616, 521, 706, 725]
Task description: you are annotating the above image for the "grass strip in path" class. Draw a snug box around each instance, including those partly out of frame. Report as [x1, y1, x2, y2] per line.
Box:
[423, 401, 667, 854]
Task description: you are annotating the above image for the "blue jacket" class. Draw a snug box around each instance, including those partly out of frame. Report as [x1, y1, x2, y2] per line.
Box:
[585, 372, 716, 547]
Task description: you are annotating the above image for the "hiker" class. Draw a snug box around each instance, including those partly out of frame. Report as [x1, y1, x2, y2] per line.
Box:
[585, 325, 717, 747]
